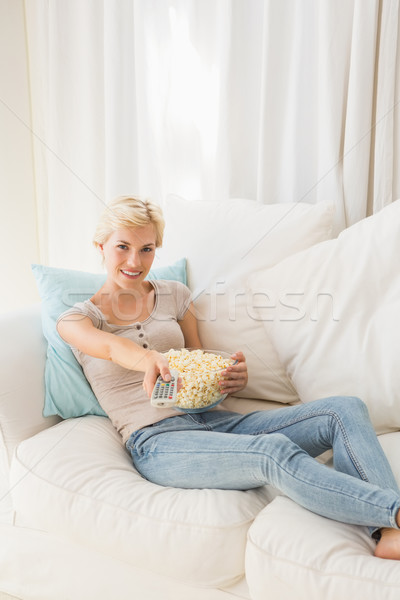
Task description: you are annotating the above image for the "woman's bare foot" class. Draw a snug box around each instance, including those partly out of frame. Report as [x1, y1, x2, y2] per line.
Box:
[374, 528, 400, 560]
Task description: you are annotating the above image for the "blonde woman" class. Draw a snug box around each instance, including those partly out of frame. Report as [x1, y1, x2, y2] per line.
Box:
[58, 196, 400, 560]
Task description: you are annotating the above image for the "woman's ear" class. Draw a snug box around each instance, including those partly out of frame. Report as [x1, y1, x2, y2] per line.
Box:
[96, 243, 106, 266]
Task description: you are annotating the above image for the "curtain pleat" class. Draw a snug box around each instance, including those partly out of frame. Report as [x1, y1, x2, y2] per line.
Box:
[23, 0, 400, 270]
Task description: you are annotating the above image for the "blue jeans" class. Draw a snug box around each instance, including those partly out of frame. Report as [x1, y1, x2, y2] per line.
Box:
[126, 397, 400, 536]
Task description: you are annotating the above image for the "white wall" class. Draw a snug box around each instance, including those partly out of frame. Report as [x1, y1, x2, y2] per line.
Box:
[0, 0, 40, 313]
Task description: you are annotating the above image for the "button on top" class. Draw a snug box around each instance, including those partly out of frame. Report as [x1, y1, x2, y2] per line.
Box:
[136, 324, 142, 330]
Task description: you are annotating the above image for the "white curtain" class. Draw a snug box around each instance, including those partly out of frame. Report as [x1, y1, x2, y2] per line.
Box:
[23, 0, 400, 272]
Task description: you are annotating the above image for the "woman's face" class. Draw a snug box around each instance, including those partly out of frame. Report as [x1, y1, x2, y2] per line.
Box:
[100, 225, 157, 290]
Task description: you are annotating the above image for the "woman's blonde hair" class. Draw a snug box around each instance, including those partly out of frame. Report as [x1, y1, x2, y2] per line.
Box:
[93, 196, 165, 249]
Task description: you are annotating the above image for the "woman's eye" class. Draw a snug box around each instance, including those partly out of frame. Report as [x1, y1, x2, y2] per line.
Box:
[117, 244, 128, 250]
[142, 247, 153, 253]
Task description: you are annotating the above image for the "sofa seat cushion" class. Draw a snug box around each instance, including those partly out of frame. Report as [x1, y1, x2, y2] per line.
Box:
[10, 415, 275, 588]
[245, 431, 400, 600]
[246, 496, 400, 600]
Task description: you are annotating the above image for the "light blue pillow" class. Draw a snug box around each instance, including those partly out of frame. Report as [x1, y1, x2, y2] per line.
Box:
[31, 258, 187, 419]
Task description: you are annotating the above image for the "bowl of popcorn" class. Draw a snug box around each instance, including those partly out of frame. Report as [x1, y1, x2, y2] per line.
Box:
[164, 348, 237, 413]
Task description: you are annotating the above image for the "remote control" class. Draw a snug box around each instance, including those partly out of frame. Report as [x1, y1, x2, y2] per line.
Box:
[150, 369, 180, 408]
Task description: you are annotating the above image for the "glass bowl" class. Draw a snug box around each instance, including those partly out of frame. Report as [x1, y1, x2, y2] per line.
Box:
[163, 348, 237, 413]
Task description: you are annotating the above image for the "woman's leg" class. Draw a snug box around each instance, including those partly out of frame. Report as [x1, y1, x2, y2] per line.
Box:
[128, 400, 400, 536]
[223, 396, 400, 495]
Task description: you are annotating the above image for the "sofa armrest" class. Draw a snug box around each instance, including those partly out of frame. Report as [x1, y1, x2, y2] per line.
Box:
[0, 304, 60, 467]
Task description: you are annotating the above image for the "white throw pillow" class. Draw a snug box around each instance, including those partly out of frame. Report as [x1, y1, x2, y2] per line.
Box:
[163, 196, 335, 402]
[249, 200, 400, 430]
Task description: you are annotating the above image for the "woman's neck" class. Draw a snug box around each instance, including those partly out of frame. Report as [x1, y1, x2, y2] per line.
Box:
[91, 280, 155, 325]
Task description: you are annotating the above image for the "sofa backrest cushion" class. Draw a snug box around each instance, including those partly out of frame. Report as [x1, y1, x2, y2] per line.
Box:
[249, 199, 400, 433]
[162, 196, 336, 402]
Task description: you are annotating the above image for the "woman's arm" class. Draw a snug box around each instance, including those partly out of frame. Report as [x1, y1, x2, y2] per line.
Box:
[57, 314, 170, 381]
[178, 303, 203, 348]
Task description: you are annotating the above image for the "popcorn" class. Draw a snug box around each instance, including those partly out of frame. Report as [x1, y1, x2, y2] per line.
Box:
[164, 348, 233, 409]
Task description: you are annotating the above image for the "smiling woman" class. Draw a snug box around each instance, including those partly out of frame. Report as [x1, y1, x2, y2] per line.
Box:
[56, 195, 211, 439]
[99, 227, 157, 284]
[93, 226, 157, 325]
[86, 197, 165, 326]
[52, 194, 400, 563]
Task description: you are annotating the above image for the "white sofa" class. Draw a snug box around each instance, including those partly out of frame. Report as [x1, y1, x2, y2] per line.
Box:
[1, 197, 400, 599]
